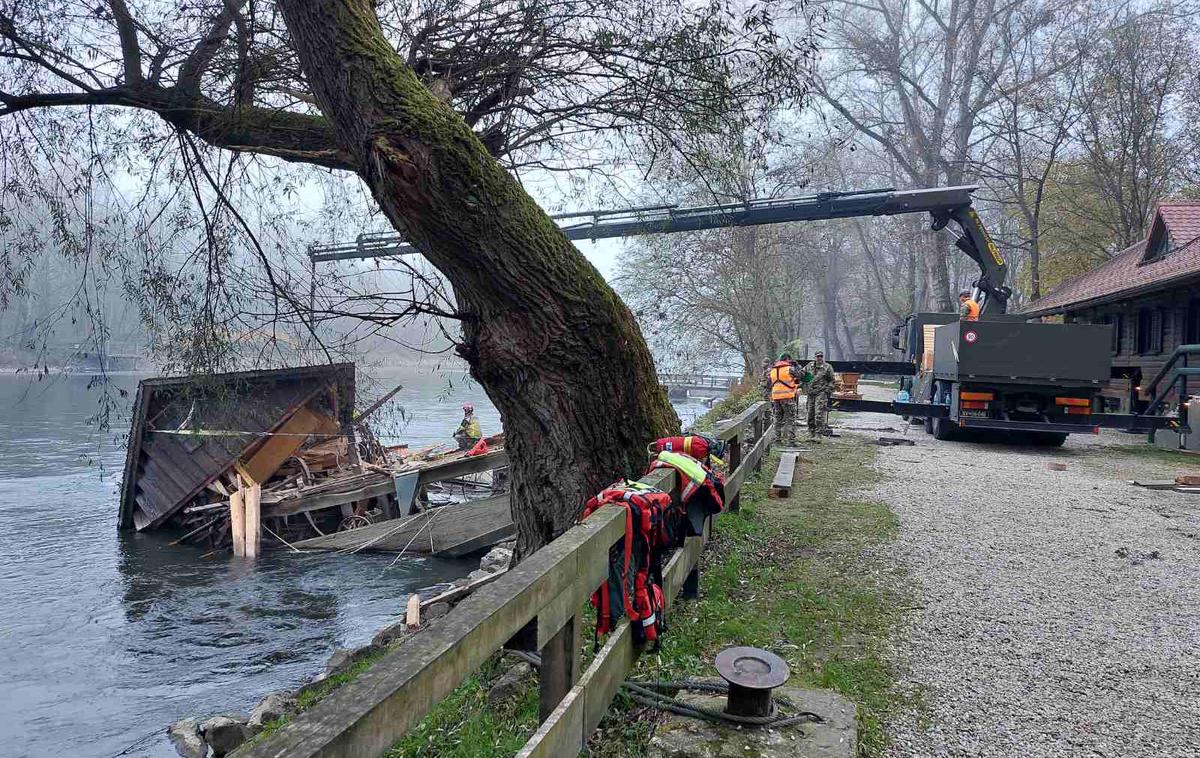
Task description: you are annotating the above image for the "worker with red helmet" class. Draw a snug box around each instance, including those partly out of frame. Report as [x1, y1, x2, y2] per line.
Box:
[454, 403, 483, 450]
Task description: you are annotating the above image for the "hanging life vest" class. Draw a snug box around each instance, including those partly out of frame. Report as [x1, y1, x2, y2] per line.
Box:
[647, 435, 726, 465]
[645, 451, 726, 538]
[962, 298, 981, 321]
[769, 361, 797, 400]
[580, 482, 671, 646]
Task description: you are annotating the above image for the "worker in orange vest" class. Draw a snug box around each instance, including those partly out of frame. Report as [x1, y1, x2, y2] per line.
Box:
[959, 290, 980, 321]
[764, 353, 799, 446]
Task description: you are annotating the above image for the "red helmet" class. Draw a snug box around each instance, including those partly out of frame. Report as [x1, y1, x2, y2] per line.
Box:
[462, 403, 474, 413]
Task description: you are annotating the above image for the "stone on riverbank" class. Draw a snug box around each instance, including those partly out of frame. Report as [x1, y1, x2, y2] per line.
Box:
[479, 545, 513, 573]
[199, 714, 254, 756]
[167, 718, 207, 758]
[648, 684, 856, 758]
[249, 692, 295, 728]
[485, 660, 532, 709]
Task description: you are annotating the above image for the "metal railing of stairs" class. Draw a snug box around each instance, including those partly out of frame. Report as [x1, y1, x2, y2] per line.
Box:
[1143, 343, 1200, 443]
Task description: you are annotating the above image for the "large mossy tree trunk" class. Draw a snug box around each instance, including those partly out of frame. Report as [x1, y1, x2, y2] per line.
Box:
[278, 0, 679, 557]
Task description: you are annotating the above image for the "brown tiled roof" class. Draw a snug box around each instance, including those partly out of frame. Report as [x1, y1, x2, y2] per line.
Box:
[1025, 201, 1200, 315]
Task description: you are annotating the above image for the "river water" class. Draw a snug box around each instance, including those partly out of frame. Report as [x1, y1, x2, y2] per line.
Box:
[0, 364, 712, 758]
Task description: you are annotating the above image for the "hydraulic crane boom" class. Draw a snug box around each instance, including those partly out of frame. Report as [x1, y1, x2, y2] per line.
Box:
[308, 185, 1012, 313]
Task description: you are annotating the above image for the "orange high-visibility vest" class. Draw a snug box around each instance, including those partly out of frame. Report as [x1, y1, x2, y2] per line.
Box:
[962, 299, 980, 321]
[769, 362, 797, 400]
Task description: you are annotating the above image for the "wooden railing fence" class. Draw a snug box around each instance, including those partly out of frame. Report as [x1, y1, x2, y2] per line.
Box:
[240, 401, 772, 758]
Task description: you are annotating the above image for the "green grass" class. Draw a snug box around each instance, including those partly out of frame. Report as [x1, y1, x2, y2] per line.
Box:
[388, 657, 540, 758]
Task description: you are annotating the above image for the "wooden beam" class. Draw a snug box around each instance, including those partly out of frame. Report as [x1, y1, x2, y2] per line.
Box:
[237, 405, 341, 486]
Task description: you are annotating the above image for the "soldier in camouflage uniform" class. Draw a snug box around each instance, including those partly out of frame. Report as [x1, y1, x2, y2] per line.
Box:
[801, 350, 837, 441]
[766, 353, 800, 446]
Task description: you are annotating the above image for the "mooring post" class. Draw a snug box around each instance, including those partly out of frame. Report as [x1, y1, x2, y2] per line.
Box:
[538, 613, 580, 722]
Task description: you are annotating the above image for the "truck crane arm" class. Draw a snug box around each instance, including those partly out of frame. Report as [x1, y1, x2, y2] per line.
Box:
[309, 185, 1010, 312]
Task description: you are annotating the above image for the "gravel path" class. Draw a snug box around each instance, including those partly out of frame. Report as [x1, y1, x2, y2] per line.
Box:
[838, 394, 1200, 758]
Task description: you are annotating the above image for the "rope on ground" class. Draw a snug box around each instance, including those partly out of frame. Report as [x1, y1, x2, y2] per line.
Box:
[622, 680, 823, 729]
[506, 653, 823, 729]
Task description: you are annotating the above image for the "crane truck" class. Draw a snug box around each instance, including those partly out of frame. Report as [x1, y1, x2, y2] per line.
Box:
[309, 185, 1185, 443]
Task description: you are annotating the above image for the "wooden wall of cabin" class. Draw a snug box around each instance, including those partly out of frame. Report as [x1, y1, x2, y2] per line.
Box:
[1061, 281, 1200, 411]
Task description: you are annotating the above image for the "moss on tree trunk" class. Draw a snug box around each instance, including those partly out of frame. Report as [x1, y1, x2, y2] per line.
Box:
[278, 0, 679, 557]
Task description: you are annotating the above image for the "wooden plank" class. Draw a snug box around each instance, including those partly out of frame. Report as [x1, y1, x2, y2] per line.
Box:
[439, 523, 517, 558]
[238, 406, 340, 486]
[415, 449, 509, 487]
[290, 495, 513, 555]
[769, 452, 797, 498]
[239, 506, 626, 758]
[266, 477, 395, 518]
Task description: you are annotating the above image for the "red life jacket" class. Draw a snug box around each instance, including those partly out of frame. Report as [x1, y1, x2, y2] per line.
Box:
[647, 435, 723, 461]
[581, 482, 671, 646]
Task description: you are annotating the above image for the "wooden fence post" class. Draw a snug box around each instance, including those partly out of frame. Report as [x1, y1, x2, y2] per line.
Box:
[538, 613, 581, 722]
[727, 430, 743, 513]
[752, 411, 764, 473]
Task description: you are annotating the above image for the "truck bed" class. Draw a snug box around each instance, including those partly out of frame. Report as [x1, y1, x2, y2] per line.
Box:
[932, 321, 1111, 388]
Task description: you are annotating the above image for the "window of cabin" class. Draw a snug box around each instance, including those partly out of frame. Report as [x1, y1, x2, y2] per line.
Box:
[1187, 300, 1200, 345]
[1151, 308, 1165, 353]
[1107, 313, 1124, 355]
[1144, 231, 1172, 262]
[1137, 308, 1163, 354]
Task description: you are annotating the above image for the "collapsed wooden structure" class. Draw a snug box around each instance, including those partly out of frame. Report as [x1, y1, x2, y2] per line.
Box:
[118, 364, 511, 555]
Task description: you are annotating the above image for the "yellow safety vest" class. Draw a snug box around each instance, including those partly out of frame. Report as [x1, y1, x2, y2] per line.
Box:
[769, 363, 797, 400]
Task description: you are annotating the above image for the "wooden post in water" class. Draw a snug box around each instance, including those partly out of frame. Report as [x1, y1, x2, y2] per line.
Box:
[244, 482, 262, 559]
[230, 484, 247, 558]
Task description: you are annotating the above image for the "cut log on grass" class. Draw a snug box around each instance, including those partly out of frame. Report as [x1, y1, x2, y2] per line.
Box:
[770, 453, 798, 498]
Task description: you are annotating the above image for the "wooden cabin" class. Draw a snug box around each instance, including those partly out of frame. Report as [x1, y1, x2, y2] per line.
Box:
[1025, 201, 1200, 412]
[118, 364, 356, 531]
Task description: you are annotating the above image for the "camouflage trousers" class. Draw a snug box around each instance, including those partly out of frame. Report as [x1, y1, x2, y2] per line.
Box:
[806, 392, 831, 437]
[772, 399, 798, 446]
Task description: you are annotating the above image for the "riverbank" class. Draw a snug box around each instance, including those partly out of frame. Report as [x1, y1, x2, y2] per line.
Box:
[262, 433, 908, 758]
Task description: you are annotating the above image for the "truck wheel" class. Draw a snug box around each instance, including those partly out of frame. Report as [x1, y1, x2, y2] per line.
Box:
[932, 416, 957, 441]
[1030, 432, 1068, 447]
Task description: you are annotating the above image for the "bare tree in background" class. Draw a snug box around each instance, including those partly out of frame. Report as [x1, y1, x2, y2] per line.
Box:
[818, 0, 1088, 311]
[0, 0, 818, 556]
[1068, 5, 1196, 252]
